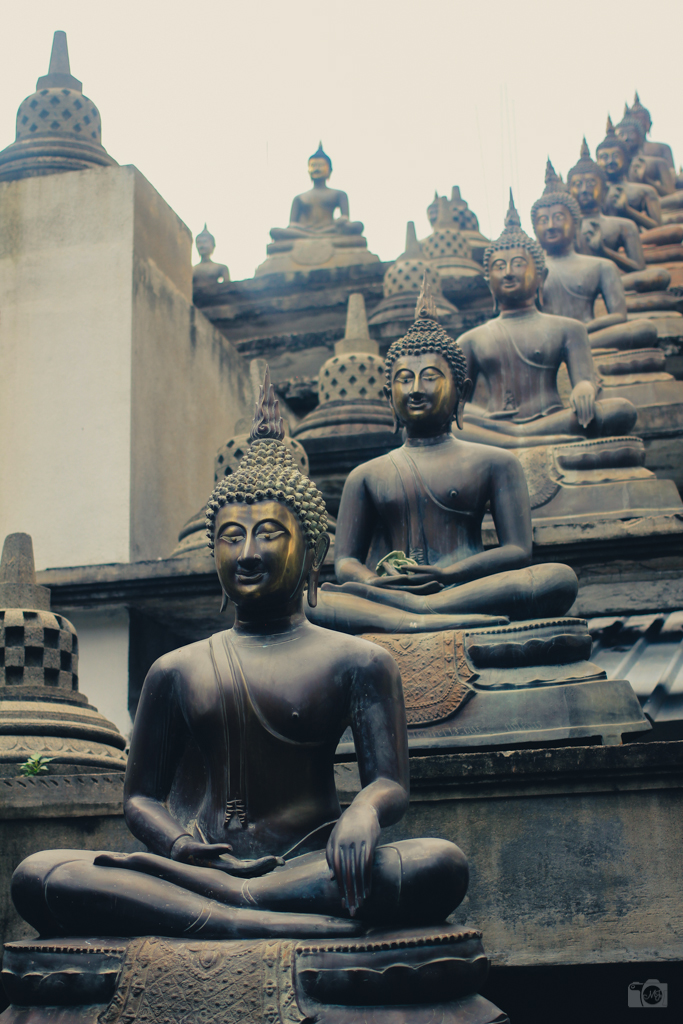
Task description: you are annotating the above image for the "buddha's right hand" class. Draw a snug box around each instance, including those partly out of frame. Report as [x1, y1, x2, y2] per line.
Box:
[171, 837, 283, 876]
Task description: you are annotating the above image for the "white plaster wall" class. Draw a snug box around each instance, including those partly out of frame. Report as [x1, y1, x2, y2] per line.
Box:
[67, 607, 132, 740]
[0, 167, 135, 570]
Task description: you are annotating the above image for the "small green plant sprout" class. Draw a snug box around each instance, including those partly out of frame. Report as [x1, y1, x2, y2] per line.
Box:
[18, 754, 54, 777]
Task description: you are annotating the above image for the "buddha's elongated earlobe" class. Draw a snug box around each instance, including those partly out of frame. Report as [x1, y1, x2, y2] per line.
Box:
[220, 591, 229, 614]
[307, 533, 331, 608]
[455, 378, 473, 431]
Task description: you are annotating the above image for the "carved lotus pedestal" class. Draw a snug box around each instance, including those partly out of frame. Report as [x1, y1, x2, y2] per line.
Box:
[0, 927, 508, 1024]
[336, 619, 650, 755]
[255, 236, 379, 277]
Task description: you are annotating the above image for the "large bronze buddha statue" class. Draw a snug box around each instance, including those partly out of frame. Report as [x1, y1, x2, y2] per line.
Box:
[597, 117, 662, 230]
[12, 386, 468, 940]
[530, 184, 657, 350]
[453, 194, 636, 443]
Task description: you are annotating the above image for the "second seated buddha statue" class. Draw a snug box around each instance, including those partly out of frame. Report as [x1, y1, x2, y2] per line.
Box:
[255, 144, 378, 276]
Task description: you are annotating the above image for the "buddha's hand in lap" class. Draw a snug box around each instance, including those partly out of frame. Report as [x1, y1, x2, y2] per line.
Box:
[172, 838, 284, 876]
[569, 381, 597, 428]
[326, 804, 381, 918]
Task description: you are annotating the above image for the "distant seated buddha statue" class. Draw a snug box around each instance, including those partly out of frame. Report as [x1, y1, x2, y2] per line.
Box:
[597, 117, 662, 230]
[567, 141, 647, 273]
[530, 182, 657, 350]
[256, 144, 378, 276]
[192, 224, 230, 289]
[630, 92, 677, 174]
[454, 193, 637, 445]
[270, 143, 363, 240]
[616, 106, 676, 198]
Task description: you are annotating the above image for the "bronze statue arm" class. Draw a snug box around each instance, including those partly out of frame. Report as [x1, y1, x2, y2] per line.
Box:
[124, 660, 194, 857]
[335, 467, 382, 583]
[595, 260, 627, 324]
[617, 220, 646, 271]
[327, 650, 409, 916]
[643, 188, 662, 226]
[564, 319, 599, 427]
[337, 190, 350, 219]
[288, 195, 303, 226]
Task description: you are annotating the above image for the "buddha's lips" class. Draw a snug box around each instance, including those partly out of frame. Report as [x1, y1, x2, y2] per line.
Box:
[235, 571, 264, 583]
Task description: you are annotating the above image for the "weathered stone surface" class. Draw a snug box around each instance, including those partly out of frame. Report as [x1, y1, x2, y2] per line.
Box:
[0, 773, 139, 960]
[336, 741, 683, 967]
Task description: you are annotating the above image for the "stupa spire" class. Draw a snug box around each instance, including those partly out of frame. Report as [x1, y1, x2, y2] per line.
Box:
[37, 31, 82, 91]
[415, 271, 439, 321]
[404, 221, 422, 258]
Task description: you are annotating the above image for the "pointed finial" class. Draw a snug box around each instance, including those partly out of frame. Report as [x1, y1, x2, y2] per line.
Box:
[606, 114, 615, 134]
[434, 196, 455, 230]
[544, 158, 562, 193]
[36, 31, 82, 91]
[580, 137, 590, 159]
[415, 272, 439, 321]
[451, 186, 462, 201]
[404, 221, 422, 258]
[504, 189, 521, 230]
[434, 189, 439, 200]
[250, 367, 285, 443]
[635, 90, 640, 104]
[0, 533, 51, 611]
[335, 294, 378, 355]
[624, 102, 630, 116]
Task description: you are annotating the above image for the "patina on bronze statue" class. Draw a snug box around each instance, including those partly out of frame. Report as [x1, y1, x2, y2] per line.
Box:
[11, 375, 467, 941]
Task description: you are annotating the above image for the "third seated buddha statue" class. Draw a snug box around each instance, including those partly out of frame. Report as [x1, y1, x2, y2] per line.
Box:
[530, 183, 657, 350]
[616, 106, 676, 198]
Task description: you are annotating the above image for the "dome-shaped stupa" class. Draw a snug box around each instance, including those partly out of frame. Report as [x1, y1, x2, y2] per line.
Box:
[368, 222, 457, 329]
[0, 533, 126, 773]
[0, 31, 117, 182]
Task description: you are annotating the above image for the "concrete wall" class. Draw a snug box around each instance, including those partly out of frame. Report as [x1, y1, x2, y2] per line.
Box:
[68, 607, 132, 739]
[0, 165, 253, 570]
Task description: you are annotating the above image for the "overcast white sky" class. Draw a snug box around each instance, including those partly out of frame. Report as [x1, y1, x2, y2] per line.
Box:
[1, 0, 681, 281]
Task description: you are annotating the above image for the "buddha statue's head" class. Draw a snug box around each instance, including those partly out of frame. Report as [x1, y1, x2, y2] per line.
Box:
[631, 92, 652, 136]
[196, 224, 216, 260]
[531, 186, 581, 257]
[567, 139, 608, 213]
[615, 107, 646, 160]
[205, 370, 329, 614]
[383, 278, 471, 435]
[483, 192, 546, 310]
[308, 142, 332, 182]
[596, 117, 629, 182]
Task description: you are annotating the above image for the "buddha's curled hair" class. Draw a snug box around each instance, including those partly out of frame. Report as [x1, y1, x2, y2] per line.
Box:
[483, 189, 546, 281]
[384, 275, 468, 397]
[205, 368, 328, 551]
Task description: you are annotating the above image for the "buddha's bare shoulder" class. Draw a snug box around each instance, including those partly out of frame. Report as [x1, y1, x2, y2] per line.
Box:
[456, 321, 492, 347]
[452, 436, 525, 473]
[344, 452, 398, 487]
[302, 620, 399, 673]
[143, 637, 216, 686]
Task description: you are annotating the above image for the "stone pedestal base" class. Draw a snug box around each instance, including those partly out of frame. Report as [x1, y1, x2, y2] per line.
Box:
[0, 928, 507, 1024]
[511, 436, 683, 527]
[337, 620, 650, 754]
[255, 237, 379, 277]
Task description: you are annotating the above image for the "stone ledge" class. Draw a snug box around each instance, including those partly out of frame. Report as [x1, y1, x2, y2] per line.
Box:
[0, 773, 124, 819]
[335, 740, 683, 802]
